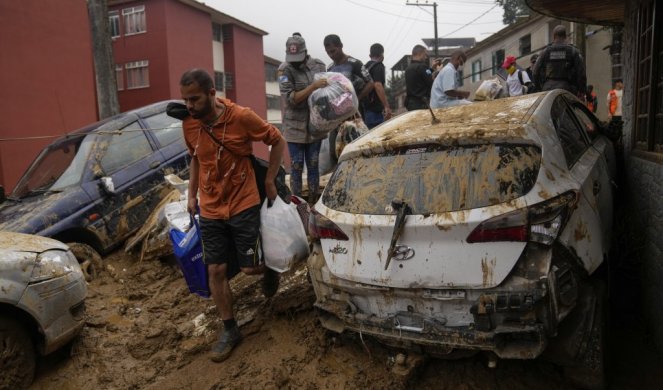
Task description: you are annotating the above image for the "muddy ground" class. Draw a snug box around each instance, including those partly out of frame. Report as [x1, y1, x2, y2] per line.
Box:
[30, 246, 662, 390]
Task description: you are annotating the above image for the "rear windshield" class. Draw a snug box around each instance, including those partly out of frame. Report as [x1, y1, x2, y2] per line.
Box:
[323, 144, 541, 215]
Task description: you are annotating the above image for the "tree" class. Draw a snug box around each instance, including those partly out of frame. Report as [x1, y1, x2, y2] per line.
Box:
[87, 0, 120, 118]
[495, 0, 530, 25]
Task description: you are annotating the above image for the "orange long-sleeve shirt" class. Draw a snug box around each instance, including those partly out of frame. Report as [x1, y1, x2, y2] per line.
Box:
[183, 98, 283, 220]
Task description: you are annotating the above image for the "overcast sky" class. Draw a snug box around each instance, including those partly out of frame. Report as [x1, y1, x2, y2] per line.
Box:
[206, 0, 506, 73]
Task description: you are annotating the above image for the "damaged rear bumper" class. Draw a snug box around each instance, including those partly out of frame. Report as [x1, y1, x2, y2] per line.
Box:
[308, 242, 581, 359]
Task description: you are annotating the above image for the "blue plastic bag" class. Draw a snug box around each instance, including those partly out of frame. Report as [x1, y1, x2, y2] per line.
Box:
[169, 216, 210, 298]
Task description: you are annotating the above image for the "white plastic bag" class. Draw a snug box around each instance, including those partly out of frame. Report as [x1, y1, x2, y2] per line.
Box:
[474, 78, 504, 101]
[308, 72, 359, 134]
[260, 196, 309, 273]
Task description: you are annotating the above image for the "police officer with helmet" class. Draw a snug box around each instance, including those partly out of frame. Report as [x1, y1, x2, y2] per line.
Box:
[533, 25, 587, 97]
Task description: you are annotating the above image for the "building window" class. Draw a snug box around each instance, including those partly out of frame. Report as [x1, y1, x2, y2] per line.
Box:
[457, 70, 464, 87]
[225, 72, 234, 90]
[123, 5, 146, 35]
[634, 0, 662, 154]
[214, 71, 224, 91]
[492, 49, 505, 75]
[222, 25, 233, 41]
[519, 34, 531, 56]
[125, 60, 149, 89]
[266, 95, 281, 110]
[471, 60, 482, 82]
[265, 63, 278, 82]
[212, 23, 222, 42]
[115, 65, 124, 91]
[109, 10, 120, 38]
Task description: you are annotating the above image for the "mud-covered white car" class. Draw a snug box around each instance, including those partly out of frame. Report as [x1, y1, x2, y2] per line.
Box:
[0, 232, 87, 389]
[307, 90, 616, 388]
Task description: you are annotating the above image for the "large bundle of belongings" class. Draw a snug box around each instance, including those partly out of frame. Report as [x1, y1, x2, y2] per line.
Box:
[308, 72, 359, 133]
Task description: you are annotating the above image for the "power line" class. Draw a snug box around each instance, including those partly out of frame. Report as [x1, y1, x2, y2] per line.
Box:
[441, 4, 499, 37]
[342, 0, 501, 25]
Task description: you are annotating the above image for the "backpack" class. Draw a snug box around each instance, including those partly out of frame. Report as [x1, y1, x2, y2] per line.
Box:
[516, 70, 531, 94]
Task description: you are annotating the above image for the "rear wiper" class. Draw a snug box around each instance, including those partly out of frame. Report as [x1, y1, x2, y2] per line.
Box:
[385, 200, 410, 270]
[4, 196, 21, 203]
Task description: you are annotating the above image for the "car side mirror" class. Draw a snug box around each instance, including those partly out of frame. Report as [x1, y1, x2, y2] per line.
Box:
[0, 185, 5, 203]
[100, 177, 116, 195]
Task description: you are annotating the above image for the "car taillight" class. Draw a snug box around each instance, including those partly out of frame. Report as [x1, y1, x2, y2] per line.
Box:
[308, 208, 349, 241]
[466, 191, 578, 245]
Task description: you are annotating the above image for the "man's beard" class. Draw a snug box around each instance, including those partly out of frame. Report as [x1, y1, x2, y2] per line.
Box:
[190, 97, 213, 119]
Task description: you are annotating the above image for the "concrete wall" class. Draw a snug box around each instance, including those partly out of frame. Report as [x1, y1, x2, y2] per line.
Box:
[584, 26, 613, 121]
[224, 25, 267, 118]
[0, 0, 98, 191]
[621, 0, 663, 353]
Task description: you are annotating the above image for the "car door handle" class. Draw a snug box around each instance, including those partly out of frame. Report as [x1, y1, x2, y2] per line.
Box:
[593, 180, 601, 195]
[149, 161, 161, 169]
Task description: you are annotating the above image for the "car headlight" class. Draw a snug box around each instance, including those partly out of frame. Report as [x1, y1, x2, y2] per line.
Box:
[30, 249, 80, 282]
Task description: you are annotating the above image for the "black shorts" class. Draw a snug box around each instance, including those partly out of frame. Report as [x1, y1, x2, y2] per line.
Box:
[199, 205, 261, 269]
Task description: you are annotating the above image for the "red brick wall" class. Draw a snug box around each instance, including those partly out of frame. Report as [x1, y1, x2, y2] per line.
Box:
[111, 0, 214, 111]
[0, 0, 97, 191]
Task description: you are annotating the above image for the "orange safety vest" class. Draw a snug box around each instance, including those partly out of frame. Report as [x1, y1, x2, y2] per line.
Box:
[608, 89, 618, 115]
[586, 91, 597, 113]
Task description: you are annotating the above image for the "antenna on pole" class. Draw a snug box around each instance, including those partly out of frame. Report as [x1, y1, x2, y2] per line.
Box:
[406, 1, 438, 58]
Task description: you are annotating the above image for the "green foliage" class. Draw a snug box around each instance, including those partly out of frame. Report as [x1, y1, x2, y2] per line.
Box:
[495, 0, 530, 25]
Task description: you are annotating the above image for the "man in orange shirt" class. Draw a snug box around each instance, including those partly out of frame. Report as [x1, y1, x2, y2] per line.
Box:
[180, 69, 286, 363]
[607, 79, 623, 123]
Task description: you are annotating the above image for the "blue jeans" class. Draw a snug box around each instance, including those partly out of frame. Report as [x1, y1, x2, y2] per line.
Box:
[363, 110, 384, 129]
[287, 141, 322, 197]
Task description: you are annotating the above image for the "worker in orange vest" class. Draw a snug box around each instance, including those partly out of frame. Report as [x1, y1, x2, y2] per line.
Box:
[586, 85, 598, 113]
[607, 79, 623, 122]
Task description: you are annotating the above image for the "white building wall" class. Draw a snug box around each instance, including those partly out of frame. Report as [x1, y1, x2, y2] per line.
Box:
[213, 41, 226, 98]
[584, 26, 613, 121]
[265, 80, 281, 127]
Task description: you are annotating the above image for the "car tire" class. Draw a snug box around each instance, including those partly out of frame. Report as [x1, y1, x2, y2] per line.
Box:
[67, 242, 103, 282]
[564, 280, 607, 390]
[0, 317, 36, 389]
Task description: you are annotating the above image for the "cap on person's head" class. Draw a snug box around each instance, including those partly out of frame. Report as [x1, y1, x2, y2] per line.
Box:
[502, 55, 517, 69]
[285, 35, 307, 62]
[530, 54, 539, 63]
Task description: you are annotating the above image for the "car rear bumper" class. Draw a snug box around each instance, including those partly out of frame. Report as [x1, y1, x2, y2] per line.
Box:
[307, 242, 577, 359]
[19, 272, 87, 354]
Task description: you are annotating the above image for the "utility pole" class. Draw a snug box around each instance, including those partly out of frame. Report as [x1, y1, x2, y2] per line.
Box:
[87, 0, 120, 119]
[406, 1, 438, 57]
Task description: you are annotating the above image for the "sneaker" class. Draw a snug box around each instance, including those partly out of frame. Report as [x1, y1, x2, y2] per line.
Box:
[209, 327, 242, 363]
[262, 267, 280, 298]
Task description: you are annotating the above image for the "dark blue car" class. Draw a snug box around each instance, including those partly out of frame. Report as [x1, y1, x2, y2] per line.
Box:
[0, 100, 189, 279]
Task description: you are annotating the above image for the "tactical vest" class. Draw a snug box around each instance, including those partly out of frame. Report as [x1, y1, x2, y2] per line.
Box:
[543, 44, 576, 81]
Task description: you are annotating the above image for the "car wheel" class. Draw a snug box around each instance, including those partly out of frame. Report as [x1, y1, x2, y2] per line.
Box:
[564, 280, 607, 390]
[0, 317, 36, 389]
[67, 242, 103, 282]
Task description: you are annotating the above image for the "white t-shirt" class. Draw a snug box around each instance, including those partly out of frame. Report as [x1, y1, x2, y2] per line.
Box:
[430, 63, 471, 108]
[506, 69, 531, 96]
[607, 89, 623, 116]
